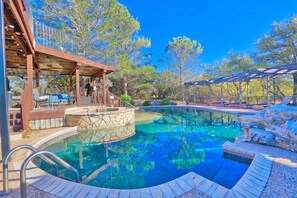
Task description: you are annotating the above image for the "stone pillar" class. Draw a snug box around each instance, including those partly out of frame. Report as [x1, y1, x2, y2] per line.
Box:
[76, 68, 80, 105]
[102, 71, 107, 106]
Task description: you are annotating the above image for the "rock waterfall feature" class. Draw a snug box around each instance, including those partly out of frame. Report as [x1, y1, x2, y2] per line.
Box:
[238, 105, 297, 152]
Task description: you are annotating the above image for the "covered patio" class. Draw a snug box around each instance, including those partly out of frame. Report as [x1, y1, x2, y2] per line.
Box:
[2, 0, 117, 135]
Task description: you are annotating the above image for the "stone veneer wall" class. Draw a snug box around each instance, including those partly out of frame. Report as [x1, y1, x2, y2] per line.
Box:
[65, 107, 135, 143]
[238, 105, 297, 152]
[30, 118, 64, 130]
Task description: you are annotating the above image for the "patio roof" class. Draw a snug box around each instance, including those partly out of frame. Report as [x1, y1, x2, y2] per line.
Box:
[185, 63, 297, 86]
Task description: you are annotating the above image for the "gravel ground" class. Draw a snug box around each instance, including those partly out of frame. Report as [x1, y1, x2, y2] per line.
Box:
[235, 142, 297, 198]
[177, 189, 211, 198]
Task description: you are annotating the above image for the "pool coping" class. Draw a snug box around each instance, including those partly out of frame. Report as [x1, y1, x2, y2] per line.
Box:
[13, 127, 272, 198]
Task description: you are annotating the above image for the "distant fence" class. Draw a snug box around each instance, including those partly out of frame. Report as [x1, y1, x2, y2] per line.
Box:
[186, 95, 296, 105]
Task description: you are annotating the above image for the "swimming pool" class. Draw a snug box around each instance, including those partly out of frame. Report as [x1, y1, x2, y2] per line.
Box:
[38, 107, 250, 189]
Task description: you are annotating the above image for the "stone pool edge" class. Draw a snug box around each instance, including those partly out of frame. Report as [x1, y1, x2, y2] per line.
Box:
[13, 128, 272, 198]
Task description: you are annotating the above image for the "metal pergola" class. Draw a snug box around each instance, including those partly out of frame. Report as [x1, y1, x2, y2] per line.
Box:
[185, 63, 297, 104]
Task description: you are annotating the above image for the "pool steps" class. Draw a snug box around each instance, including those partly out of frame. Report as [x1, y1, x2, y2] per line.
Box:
[11, 128, 272, 198]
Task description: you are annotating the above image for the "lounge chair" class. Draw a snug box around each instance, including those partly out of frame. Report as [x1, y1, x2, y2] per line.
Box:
[48, 95, 62, 108]
[279, 96, 293, 105]
[33, 89, 48, 108]
[51, 94, 70, 104]
[211, 98, 226, 105]
[224, 98, 244, 106]
[246, 98, 271, 108]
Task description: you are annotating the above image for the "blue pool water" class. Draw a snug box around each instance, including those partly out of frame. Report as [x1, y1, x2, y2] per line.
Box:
[40, 107, 250, 189]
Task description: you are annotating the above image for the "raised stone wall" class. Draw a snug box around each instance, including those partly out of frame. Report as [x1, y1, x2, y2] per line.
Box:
[65, 107, 135, 143]
[238, 105, 297, 152]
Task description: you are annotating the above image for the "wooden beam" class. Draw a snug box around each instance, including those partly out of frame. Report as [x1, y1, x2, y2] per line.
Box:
[69, 62, 80, 75]
[92, 70, 104, 78]
[35, 44, 116, 72]
[4, 8, 29, 55]
[6, 0, 34, 54]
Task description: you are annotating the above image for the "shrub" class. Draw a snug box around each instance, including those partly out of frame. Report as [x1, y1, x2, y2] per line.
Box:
[121, 94, 135, 105]
[143, 101, 151, 106]
[161, 98, 170, 105]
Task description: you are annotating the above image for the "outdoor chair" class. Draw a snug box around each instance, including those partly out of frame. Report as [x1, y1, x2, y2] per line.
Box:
[279, 96, 293, 105]
[48, 95, 62, 108]
[33, 89, 49, 108]
[246, 98, 273, 108]
[211, 98, 226, 105]
[224, 98, 244, 106]
[68, 90, 77, 105]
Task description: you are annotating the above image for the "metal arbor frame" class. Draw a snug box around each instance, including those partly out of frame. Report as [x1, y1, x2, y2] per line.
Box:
[185, 64, 297, 105]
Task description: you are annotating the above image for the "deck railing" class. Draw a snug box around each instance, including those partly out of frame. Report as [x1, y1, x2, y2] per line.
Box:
[22, 0, 34, 33]
[33, 20, 116, 65]
[107, 91, 122, 107]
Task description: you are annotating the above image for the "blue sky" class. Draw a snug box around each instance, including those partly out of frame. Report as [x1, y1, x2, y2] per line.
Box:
[119, 0, 297, 70]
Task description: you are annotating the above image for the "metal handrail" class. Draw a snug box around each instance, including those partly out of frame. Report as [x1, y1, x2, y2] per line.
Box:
[123, 101, 135, 109]
[1, 145, 58, 194]
[20, 150, 80, 198]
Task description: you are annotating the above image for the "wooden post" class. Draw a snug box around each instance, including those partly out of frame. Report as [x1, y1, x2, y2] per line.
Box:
[35, 69, 40, 88]
[27, 54, 34, 110]
[76, 67, 80, 105]
[102, 71, 107, 106]
[69, 74, 73, 91]
[246, 81, 249, 103]
[266, 75, 270, 105]
[273, 78, 276, 104]
[92, 78, 97, 104]
[208, 85, 212, 105]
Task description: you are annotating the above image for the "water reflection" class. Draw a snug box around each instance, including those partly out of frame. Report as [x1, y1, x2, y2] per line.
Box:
[40, 108, 248, 189]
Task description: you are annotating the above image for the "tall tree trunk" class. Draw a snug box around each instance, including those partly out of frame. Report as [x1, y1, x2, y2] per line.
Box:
[123, 75, 128, 95]
[293, 73, 297, 105]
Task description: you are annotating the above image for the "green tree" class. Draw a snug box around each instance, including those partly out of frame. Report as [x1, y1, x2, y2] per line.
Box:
[32, 0, 109, 59]
[154, 70, 179, 99]
[256, 16, 297, 102]
[218, 52, 255, 100]
[165, 36, 203, 101]
[104, 0, 151, 95]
